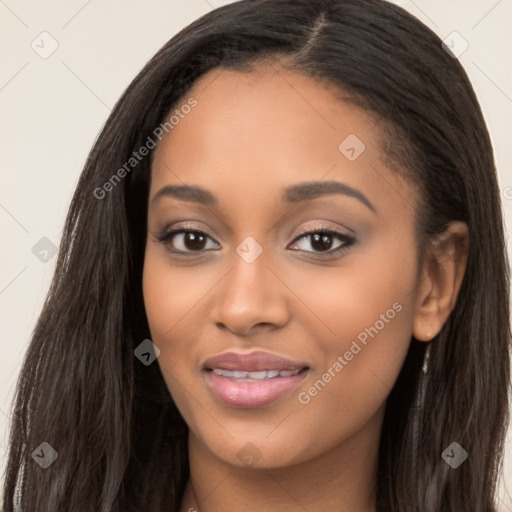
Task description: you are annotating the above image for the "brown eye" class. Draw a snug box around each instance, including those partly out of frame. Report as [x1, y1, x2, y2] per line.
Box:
[288, 229, 355, 255]
[310, 233, 334, 252]
[183, 232, 207, 250]
[157, 229, 221, 253]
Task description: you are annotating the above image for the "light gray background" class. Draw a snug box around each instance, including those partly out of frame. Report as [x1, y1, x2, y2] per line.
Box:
[1, 0, 511, 508]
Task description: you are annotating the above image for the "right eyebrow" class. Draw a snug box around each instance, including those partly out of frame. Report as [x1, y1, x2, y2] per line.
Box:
[150, 184, 218, 207]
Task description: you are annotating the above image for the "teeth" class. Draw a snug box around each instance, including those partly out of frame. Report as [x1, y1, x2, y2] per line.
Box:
[213, 369, 234, 377]
[247, 371, 267, 379]
[278, 370, 299, 377]
[212, 368, 302, 380]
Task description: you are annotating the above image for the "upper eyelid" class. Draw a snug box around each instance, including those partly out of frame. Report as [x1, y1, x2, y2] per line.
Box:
[293, 225, 351, 237]
[159, 224, 350, 240]
[156, 223, 218, 239]
[157, 225, 354, 251]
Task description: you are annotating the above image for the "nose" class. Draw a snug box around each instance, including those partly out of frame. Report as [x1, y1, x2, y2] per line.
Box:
[211, 250, 290, 337]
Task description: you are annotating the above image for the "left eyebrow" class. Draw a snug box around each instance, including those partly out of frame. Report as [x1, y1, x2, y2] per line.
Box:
[282, 180, 377, 214]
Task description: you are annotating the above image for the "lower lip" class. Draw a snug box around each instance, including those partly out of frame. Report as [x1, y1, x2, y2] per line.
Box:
[204, 370, 308, 408]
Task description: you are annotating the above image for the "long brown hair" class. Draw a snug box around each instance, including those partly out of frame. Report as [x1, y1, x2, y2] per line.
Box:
[3, 1, 510, 510]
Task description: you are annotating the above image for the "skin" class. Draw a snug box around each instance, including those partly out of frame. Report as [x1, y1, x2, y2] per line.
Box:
[142, 62, 469, 512]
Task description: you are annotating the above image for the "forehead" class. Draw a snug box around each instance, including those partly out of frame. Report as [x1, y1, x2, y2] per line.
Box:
[155, 64, 376, 160]
[150, 64, 413, 215]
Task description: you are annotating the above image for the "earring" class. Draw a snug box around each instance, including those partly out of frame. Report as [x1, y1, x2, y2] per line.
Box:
[412, 340, 432, 461]
[422, 342, 432, 375]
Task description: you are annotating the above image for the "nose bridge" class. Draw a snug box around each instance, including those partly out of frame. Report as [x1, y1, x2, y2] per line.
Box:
[212, 240, 289, 333]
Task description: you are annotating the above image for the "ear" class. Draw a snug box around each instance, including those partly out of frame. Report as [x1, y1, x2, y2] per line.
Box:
[412, 221, 469, 342]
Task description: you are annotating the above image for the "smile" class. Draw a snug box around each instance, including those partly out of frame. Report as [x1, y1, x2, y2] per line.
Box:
[202, 351, 310, 408]
[211, 368, 302, 381]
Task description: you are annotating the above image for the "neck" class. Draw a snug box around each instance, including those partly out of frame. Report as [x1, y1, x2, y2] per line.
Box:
[179, 409, 382, 512]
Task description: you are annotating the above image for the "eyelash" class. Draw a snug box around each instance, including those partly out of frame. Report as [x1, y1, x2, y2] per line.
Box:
[155, 223, 356, 258]
[290, 225, 356, 257]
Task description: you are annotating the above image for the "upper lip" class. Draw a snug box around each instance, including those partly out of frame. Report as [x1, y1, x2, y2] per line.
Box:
[203, 351, 309, 372]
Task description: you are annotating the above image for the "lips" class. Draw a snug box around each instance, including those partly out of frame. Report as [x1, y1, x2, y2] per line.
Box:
[203, 350, 309, 372]
[202, 351, 309, 408]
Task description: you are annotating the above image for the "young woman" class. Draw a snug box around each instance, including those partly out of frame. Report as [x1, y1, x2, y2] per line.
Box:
[3, 0, 510, 510]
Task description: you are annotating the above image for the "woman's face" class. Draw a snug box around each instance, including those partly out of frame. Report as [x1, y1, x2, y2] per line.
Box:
[143, 64, 423, 469]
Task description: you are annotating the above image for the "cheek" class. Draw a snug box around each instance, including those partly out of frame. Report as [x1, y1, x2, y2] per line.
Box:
[142, 254, 197, 422]
[287, 239, 417, 423]
[281, 229, 417, 356]
[142, 248, 223, 394]
[142, 250, 191, 369]
[142, 248, 219, 345]
[287, 284, 414, 462]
